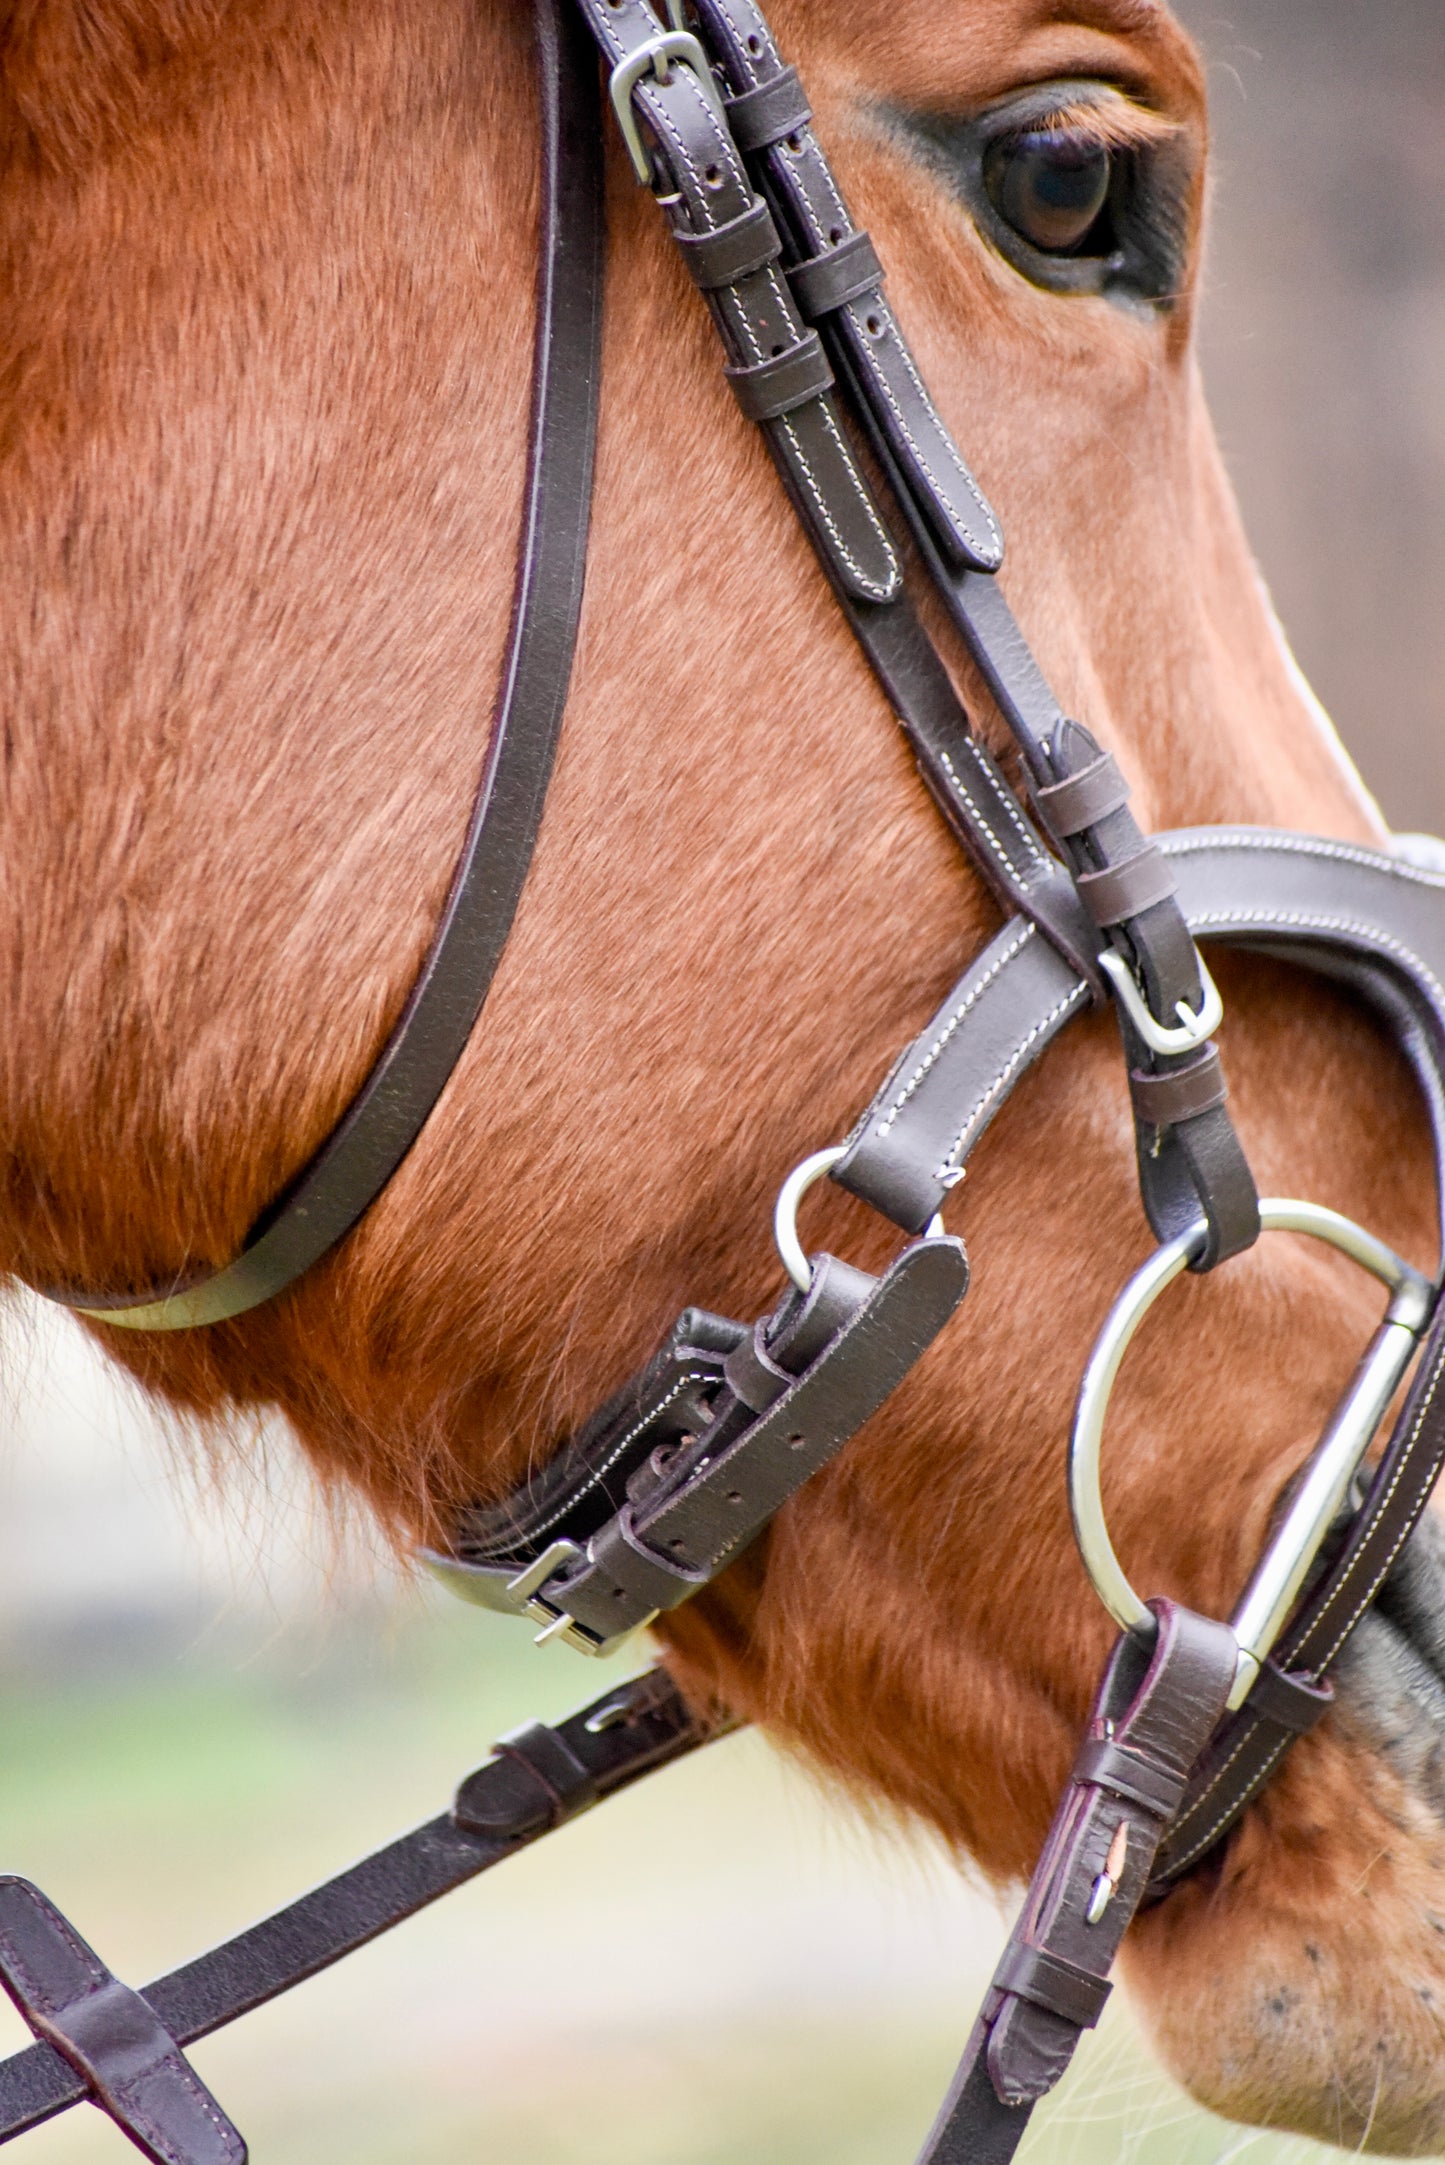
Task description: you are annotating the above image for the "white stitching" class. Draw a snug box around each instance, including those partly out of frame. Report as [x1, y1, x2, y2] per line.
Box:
[876, 927, 1036, 1134]
[1164, 1730, 1291, 1876]
[486, 1371, 714, 1553]
[1188, 906, 1445, 1016]
[848, 302, 1001, 559]
[1162, 829, 1445, 888]
[935, 980, 1092, 1177]
[937, 745, 1050, 878]
[779, 407, 897, 600]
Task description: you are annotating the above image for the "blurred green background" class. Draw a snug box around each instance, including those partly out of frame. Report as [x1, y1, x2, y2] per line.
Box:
[3, 0, 1444, 2158]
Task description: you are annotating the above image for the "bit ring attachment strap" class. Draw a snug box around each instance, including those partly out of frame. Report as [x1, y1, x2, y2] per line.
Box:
[774, 1144, 943, 1292]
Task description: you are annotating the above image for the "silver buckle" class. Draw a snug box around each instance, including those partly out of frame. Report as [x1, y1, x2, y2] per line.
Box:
[608, 31, 732, 185]
[1098, 946, 1224, 1059]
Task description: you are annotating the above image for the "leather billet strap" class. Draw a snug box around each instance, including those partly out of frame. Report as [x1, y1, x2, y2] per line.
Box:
[51, 0, 605, 1331]
[917, 1605, 1239, 2164]
[425, 1234, 969, 1653]
[0, 1670, 717, 2151]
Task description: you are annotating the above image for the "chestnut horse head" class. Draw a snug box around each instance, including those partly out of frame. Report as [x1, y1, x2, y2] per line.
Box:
[2, 0, 1442, 2148]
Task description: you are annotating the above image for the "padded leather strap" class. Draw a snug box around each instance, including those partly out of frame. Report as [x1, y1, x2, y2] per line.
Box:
[0, 1672, 717, 2149]
[57, 0, 606, 1331]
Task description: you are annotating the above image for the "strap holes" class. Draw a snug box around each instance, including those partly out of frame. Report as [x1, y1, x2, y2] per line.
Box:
[668, 1538, 688, 1552]
[828, 226, 844, 246]
[770, 341, 784, 356]
[745, 32, 762, 54]
[865, 312, 884, 338]
[786, 1432, 805, 1450]
[785, 131, 805, 154]
[703, 162, 724, 188]
[725, 1490, 744, 1505]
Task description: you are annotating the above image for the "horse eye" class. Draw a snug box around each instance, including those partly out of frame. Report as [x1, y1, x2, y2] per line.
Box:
[982, 131, 1112, 255]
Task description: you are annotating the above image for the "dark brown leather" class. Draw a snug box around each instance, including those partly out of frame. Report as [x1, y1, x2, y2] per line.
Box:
[57, 0, 607, 1331]
[1034, 751, 1131, 840]
[725, 329, 834, 420]
[787, 229, 884, 320]
[0, 1673, 718, 2148]
[917, 1604, 1239, 2162]
[1077, 845, 1179, 927]
[693, 0, 1003, 575]
[722, 62, 811, 152]
[0, 1879, 246, 2165]
[675, 196, 781, 288]
[537, 1236, 968, 1645]
[1129, 1045, 1228, 1128]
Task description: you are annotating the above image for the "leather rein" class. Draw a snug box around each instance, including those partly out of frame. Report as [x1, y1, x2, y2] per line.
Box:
[6, 4, 1445, 2160]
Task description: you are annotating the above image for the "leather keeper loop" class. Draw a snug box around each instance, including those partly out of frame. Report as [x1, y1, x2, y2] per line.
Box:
[1245, 1660, 1335, 1735]
[992, 1943, 1111, 2030]
[675, 198, 781, 290]
[492, 1719, 599, 1824]
[1035, 751, 1131, 840]
[1129, 1046, 1227, 1129]
[787, 229, 883, 321]
[724, 65, 812, 153]
[1076, 845, 1178, 928]
[725, 331, 833, 422]
[1073, 1738, 1183, 1819]
[722, 1323, 792, 1413]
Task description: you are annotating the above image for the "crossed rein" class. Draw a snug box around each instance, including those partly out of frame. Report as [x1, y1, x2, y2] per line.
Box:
[5, 3, 1445, 2160]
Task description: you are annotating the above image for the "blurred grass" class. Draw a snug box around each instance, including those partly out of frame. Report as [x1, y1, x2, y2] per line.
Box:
[0, 1592, 1416, 2162]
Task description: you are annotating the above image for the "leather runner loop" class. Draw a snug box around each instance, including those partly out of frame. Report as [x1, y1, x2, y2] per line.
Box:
[674, 196, 781, 288]
[787, 229, 883, 320]
[989, 1945, 1110, 2031]
[1244, 1660, 1334, 1736]
[722, 1322, 792, 1412]
[492, 1719, 600, 1826]
[725, 330, 834, 421]
[0, 1879, 245, 2165]
[1078, 846, 1179, 928]
[723, 63, 811, 151]
[1129, 1045, 1227, 1128]
[1033, 750, 1130, 840]
[1071, 1736, 1185, 1818]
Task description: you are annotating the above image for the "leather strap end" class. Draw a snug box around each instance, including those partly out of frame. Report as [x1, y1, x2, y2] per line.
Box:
[1244, 1660, 1334, 1735]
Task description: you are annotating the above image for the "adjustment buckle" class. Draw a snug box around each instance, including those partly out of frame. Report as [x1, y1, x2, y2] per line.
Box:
[1098, 946, 1223, 1058]
[609, 31, 733, 184]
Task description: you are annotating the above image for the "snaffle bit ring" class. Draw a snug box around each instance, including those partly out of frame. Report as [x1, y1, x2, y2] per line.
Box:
[774, 1145, 944, 1293]
[1069, 1197, 1434, 1708]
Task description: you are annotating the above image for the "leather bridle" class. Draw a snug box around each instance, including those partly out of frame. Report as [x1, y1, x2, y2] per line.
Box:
[4, 3, 1445, 2159]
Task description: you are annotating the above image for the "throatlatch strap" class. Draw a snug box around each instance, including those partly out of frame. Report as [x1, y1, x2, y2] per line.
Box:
[55, 0, 606, 1331]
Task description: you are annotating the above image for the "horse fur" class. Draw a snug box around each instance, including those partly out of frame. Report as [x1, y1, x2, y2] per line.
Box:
[1, 0, 1443, 2146]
